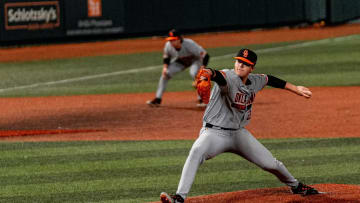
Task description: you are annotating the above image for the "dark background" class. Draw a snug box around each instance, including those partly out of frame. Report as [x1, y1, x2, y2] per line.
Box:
[0, 0, 359, 45]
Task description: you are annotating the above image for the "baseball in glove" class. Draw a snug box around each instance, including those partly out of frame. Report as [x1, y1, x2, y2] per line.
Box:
[195, 68, 213, 104]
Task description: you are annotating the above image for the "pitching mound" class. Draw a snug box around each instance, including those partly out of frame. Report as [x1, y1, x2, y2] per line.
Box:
[154, 184, 360, 203]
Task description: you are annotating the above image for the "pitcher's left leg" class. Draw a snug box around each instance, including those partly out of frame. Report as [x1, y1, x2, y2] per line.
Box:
[232, 128, 298, 187]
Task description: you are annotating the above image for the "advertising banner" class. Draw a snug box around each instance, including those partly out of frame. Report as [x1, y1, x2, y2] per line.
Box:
[1, 0, 64, 41]
[64, 0, 124, 36]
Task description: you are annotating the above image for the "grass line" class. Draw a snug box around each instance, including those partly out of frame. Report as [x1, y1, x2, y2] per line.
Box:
[0, 137, 358, 154]
[0, 140, 193, 151]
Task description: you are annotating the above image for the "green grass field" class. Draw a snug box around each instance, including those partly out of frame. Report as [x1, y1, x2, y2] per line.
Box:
[0, 34, 359, 202]
[0, 138, 359, 202]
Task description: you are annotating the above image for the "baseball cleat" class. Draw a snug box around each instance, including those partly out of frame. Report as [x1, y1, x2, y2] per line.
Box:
[291, 182, 319, 196]
[146, 98, 161, 107]
[160, 192, 184, 203]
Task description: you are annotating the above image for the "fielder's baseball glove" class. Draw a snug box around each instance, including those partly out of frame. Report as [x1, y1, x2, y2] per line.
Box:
[195, 68, 212, 104]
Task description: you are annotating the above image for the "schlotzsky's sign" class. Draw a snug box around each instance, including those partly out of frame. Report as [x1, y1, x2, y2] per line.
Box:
[4, 1, 60, 30]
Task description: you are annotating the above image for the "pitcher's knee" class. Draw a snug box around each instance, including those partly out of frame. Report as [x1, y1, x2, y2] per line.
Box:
[188, 146, 207, 164]
[261, 159, 284, 172]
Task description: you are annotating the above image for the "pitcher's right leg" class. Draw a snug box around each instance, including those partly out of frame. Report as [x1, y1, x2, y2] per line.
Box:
[176, 128, 231, 199]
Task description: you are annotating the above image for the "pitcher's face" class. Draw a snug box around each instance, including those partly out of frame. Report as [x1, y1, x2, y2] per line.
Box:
[234, 60, 254, 77]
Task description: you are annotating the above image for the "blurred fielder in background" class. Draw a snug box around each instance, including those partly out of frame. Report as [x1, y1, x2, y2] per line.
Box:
[147, 29, 210, 107]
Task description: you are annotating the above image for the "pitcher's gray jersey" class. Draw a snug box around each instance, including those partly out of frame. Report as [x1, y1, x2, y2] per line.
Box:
[203, 69, 268, 129]
[164, 38, 206, 67]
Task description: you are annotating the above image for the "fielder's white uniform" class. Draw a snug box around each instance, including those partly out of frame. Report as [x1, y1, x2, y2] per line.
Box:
[155, 38, 206, 99]
[176, 69, 299, 199]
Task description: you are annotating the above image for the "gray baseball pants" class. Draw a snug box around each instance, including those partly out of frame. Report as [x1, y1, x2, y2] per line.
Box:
[176, 127, 298, 199]
[155, 61, 201, 99]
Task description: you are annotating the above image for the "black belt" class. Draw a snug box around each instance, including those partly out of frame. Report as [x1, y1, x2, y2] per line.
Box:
[205, 123, 237, 131]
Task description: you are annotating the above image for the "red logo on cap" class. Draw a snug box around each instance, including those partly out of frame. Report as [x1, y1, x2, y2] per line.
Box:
[243, 50, 249, 58]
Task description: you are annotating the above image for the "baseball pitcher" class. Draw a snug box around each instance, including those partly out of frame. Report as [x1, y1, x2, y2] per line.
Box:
[160, 48, 319, 203]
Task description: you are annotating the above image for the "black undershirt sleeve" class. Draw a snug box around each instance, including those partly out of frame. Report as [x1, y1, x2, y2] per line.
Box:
[163, 57, 170, 65]
[267, 75, 287, 89]
[202, 53, 210, 66]
[211, 69, 227, 86]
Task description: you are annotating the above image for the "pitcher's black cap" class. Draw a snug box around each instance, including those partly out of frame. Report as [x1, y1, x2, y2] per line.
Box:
[234, 48, 257, 66]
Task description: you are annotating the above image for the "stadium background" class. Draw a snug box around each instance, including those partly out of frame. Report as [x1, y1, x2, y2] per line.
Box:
[0, 0, 360, 202]
[1, 0, 360, 44]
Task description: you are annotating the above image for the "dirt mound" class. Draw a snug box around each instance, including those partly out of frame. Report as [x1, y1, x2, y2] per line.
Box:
[154, 184, 360, 203]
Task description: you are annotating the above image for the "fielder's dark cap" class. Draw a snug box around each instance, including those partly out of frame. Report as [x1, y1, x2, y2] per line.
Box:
[166, 29, 182, 41]
[234, 48, 257, 66]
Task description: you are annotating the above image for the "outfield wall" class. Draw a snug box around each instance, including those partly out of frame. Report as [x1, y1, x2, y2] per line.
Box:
[0, 0, 359, 43]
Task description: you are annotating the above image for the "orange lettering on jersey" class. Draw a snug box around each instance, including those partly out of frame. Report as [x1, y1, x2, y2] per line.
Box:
[233, 92, 255, 111]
